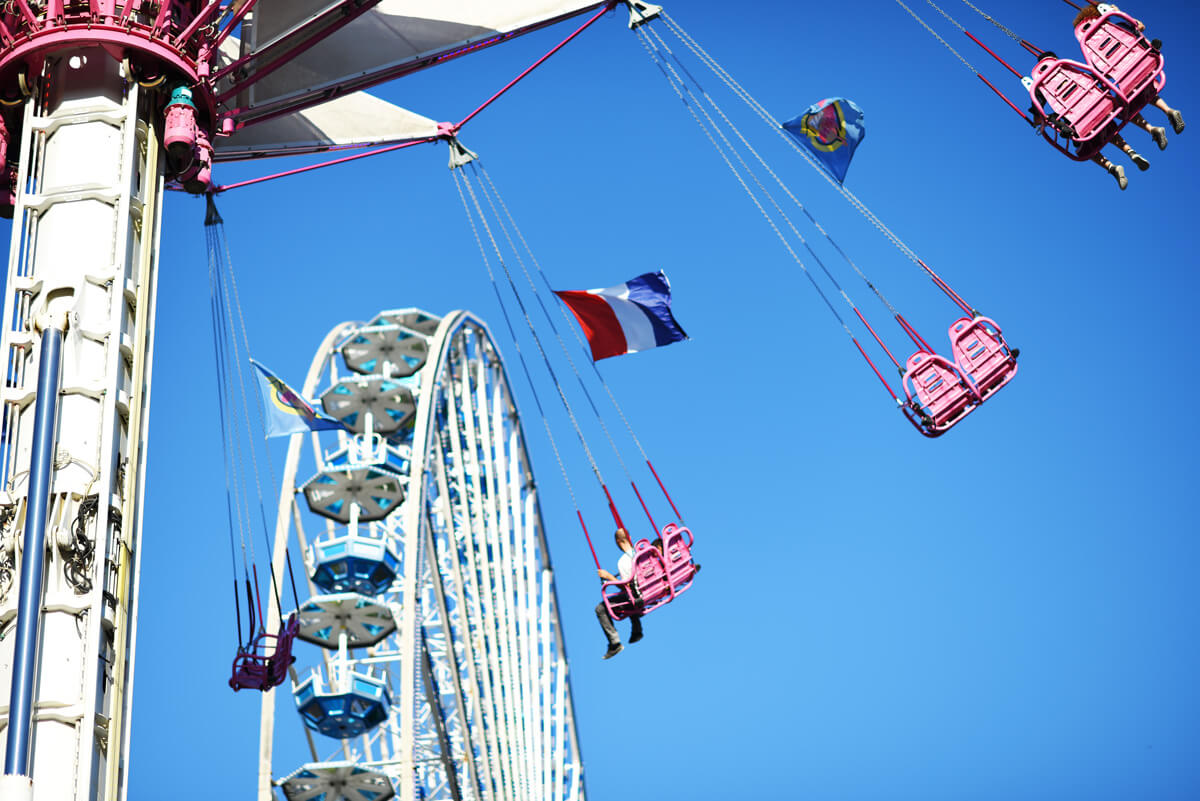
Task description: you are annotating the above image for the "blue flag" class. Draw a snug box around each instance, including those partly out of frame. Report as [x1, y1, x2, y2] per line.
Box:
[250, 359, 346, 437]
[782, 98, 865, 183]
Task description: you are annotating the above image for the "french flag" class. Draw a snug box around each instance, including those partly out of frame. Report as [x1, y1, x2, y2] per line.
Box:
[554, 271, 688, 361]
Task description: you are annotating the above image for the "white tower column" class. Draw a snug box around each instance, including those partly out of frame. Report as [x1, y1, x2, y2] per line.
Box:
[0, 48, 162, 801]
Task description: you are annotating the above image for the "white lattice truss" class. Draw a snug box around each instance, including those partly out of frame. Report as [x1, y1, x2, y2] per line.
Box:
[261, 311, 586, 801]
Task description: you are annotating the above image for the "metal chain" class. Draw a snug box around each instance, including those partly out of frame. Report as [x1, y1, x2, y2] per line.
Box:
[958, 0, 1024, 42]
[451, 167, 590, 507]
[635, 26, 854, 335]
[896, 0, 981, 75]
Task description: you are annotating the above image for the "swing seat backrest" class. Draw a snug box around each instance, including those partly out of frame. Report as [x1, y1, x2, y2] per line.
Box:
[903, 350, 976, 434]
[948, 317, 1018, 400]
[660, 523, 698, 595]
[602, 541, 671, 621]
[1075, 10, 1164, 104]
[1028, 58, 1122, 145]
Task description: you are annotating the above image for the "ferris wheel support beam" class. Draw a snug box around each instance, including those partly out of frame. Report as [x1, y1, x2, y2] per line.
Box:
[256, 320, 358, 801]
[0, 48, 162, 801]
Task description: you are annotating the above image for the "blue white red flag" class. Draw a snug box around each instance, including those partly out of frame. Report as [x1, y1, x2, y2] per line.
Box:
[782, 97, 865, 183]
[554, 271, 688, 361]
[250, 359, 346, 437]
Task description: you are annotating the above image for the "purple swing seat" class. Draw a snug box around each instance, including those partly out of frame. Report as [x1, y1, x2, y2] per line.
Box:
[602, 525, 699, 622]
[1074, 9, 1164, 106]
[229, 613, 299, 692]
[1027, 57, 1124, 161]
[902, 350, 977, 438]
[948, 317, 1018, 400]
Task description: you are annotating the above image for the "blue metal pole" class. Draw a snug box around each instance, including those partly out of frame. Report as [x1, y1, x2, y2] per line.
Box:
[4, 325, 63, 777]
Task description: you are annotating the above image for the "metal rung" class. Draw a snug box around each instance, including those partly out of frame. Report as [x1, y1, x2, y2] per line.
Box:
[29, 107, 128, 133]
[23, 186, 121, 211]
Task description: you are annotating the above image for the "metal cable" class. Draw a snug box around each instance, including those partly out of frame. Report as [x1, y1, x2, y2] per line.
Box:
[898, 0, 982, 74]
[646, 24, 904, 318]
[659, 12, 969, 304]
[957, 0, 1024, 42]
[469, 166, 635, 484]
[635, 26, 854, 335]
[451, 169, 581, 513]
[474, 167, 654, 464]
[457, 167, 608, 489]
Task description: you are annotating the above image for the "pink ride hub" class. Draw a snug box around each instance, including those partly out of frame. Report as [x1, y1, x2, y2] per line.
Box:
[0, 0, 224, 201]
[602, 524, 697, 622]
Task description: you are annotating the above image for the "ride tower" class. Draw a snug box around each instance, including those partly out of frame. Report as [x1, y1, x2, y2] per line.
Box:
[259, 310, 585, 801]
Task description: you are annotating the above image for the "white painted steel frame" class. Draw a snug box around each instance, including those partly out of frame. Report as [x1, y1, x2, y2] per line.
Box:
[261, 311, 586, 801]
[0, 50, 163, 801]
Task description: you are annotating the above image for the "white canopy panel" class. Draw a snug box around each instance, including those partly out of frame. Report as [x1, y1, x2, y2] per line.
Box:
[213, 90, 439, 161]
[229, 0, 609, 124]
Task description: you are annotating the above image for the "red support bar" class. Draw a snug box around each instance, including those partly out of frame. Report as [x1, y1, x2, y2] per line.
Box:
[976, 73, 1035, 124]
[896, 314, 935, 354]
[646, 460, 683, 522]
[602, 483, 627, 533]
[251, 563, 265, 633]
[577, 510, 600, 569]
[853, 338, 902, 403]
[174, 0, 223, 48]
[630, 481, 658, 538]
[964, 29, 1024, 78]
[453, 2, 615, 132]
[1020, 40, 1044, 58]
[854, 307, 902, 370]
[214, 137, 437, 192]
[915, 258, 975, 316]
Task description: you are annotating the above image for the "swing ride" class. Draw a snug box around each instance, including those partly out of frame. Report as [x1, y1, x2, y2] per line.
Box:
[0, 0, 1103, 797]
[897, 0, 1180, 178]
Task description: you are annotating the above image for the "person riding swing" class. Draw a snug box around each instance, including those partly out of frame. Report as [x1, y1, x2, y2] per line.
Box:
[595, 527, 643, 659]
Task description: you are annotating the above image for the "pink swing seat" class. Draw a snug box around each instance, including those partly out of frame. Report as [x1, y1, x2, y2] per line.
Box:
[902, 350, 977, 438]
[602, 525, 698, 622]
[1027, 57, 1124, 161]
[229, 613, 299, 692]
[1074, 8, 1164, 106]
[948, 316, 1018, 400]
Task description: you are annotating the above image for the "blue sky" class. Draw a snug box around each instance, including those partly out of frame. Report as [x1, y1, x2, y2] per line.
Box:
[79, 1, 1200, 799]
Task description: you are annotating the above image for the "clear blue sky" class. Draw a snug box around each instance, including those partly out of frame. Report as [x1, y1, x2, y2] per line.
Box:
[66, 1, 1200, 798]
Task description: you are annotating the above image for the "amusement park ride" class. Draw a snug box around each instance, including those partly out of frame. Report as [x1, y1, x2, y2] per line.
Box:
[0, 2, 663, 800]
[0, 0, 1047, 796]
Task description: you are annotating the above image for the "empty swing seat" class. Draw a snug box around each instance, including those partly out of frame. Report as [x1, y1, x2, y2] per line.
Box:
[902, 350, 977, 437]
[229, 613, 299, 692]
[948, 317, 1018, 400]
[1075, 9, 1164, 105]
[1027, 58, 1123, 161]
[660, 523, 699, 596]
[602, 540, 672, 621]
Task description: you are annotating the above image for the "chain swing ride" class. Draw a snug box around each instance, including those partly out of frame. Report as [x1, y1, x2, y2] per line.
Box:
[0, 1, 1058, 799]
[895, 0, 1183, 189]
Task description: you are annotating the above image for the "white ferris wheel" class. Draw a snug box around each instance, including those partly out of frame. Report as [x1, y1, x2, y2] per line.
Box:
[256, 309, 586, 801]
